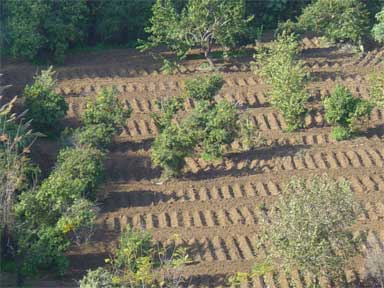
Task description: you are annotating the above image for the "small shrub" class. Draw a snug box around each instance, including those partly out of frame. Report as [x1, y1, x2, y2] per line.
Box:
[184, 74, 224, 102]
[370, 70, 384, 109]
[254, 33, 309, 131]
[23, 67, 68, 135]
[297, 0, 370, 45]
[260, 175, 359, 285]
[151, 96, 184, 132]
[331, 126, 352, 141]
[324, 85, 373, 140]
[74, 124, 115, 150]
[151, 123, 196, 178]
[82, 87, 131, 129]
[57, 199, 98, 246]
[372, 8, 384, 43]
[79, 267, 114, 288]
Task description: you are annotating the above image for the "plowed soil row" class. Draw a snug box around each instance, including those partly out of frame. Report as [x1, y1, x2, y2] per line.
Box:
[2, 37, 383, 287]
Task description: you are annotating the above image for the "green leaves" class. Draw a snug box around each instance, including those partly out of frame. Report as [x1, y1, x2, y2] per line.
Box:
[254, 33, 309, 131]
[372, 8, 384, 43]
[323, 85, 373, 140]
[297, 0, 370, 45]
[141, 0, 251, 66]
[261, 175, 359, 284]
[24, 67, 68, 135]
[369, 70, 384, 109]
[151, 74, 244, 178]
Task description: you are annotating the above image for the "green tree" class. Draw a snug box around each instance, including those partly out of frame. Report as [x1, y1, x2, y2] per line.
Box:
[5, 0, 88, 62]
[141, 0, 252, 67]
[323, 85, 373, 140]
[23, 67, 68, 135]
[260, 175, 359, 286]
[372, 8, 384, 43]
[370, 70, 384, 109]
[254, 33, 309, 131]
[297, 0, 370, 46]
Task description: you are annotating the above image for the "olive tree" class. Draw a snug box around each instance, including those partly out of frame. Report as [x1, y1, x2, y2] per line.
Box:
[254, 33, 309, 131]
[372, 8, 384, 44]
[140, 0, 252, 67]
[260, 175, 359, 285]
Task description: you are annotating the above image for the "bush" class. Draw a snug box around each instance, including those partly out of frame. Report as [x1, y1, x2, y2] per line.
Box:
[151, 123, 196, 178]
[184, 74, 224, 102]
[260, 175, 359, 285]
[57, 198, 98, 246]
[79, 267, 114, 288]
[151, 74, 246, 178]
[5, 0, 88, 62]
[372, 8, 384, 43]
[82, 87, 131, 129]
[254, 33, 309, 131]
[365, 240, 384, 288]
[370, 70, 384, 109]
[324, 85, 373, 140]
[24, 67, 68, 135]
[151, 96, 184, 132]
[16, 147, 104, 227]
[297, 0, 370, 45]
[74, 124, 115, 150]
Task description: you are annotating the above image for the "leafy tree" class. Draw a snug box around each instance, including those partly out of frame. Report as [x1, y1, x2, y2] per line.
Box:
[370, 70, 384, 109]
[323, 85, 373, 140]
[151, 74, 245, 178]
[260, 175, 359, 286]
[80, 226, 189, 288]
[5, 0, 88, 62]
[297, 0, 370, 46]
[372, 8, 384, 43]
[254, 33, 309, 131]
[23, 67, 68, 135]
[77, 87, 131, 149]
[89, 0, 154, 45]
[141, 0, 252, 67]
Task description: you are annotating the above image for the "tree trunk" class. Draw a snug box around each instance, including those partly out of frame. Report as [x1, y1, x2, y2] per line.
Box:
[204, 47, 214, 68]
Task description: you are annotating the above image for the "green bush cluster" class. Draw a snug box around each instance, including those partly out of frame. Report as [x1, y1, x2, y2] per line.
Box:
[75, 87, 131, 149]
[14, 86, 130, 278]
[23, 67, 68, 135]
[296, 0, 370, 46]
[151, 74, 243, 178]
[260, 175, 358, 286]
[254, 33, 309, 131]
[323, 85, 373, 141]
[370, 70, 384, 108]
[80, 226, 189, 288]
[4, 0, 88, 62]
[372, 8, 384, 43]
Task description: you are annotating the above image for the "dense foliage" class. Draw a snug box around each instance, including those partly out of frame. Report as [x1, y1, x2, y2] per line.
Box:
[80, 226, 189, 288]
[296, 0, 370, 45]
[254, 33, 309, 131]
[4, 0, 88, 62]
[140, 0, 252, 66]
[323, 85, 373, 140]
[11, 84, 131, 279]
[260, 175, 359, 285]
[372, 8, 384, 43]
[151, 74, 246, 178]
[23, 67, 68, 135]
[370, 70, 384, 108]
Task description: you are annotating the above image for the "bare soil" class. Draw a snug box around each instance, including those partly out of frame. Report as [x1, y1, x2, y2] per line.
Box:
[2, 38, 384, 287]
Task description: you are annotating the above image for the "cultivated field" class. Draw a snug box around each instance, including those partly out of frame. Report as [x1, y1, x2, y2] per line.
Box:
[3, 38, 384, 287]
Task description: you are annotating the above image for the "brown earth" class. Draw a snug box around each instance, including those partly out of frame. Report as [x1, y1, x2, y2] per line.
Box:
[1, 38, 384, 287]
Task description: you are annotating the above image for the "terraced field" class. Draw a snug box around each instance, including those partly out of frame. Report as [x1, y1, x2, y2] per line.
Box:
[3, 38, 384, 287]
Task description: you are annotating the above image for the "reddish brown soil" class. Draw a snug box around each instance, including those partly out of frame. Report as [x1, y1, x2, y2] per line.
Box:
[2, 38, 384, 287]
